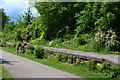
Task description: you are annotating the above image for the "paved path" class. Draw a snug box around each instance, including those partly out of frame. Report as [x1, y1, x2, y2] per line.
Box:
[0, 50, 80, 78]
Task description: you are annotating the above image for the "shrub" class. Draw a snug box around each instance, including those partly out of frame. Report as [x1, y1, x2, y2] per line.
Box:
[95, 29, 119, 51]
[0, 42, 6, 47]
[76, 58, 81, 64]
[87, 59, 97, 71]
[15, 41, 22, 49]
[25, 49, 34, 54]
[44, 51, 50, 59]
[109, 66, 120, 78]
[47, 54, 56, 61]
[25, 44, 34, 50]
[60, 54, 68, 63]
[101, 62, 111, 71]
[74, 37, 86, 47]
[48, 38, 63, 47]
[13, 43, 16, 48]
[25, 44, 34, 54]
[55, 53, 62, 62]
[67, 55, 77, 64]
[34, 47, 45, 59]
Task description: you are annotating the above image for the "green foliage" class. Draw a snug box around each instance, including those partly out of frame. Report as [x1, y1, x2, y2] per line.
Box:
[60, 54, 68, 63]
[0, 42, 6, 47]
[1, 65, 13, 79]
[95, 29, 119, 51]
[96, 62, 120, 78]
[47, 53, 57, 61]
[43, 51, 50, 59]
[26, 44, 34, 50]
[2, 2, 120, 53]
[109, 66, 120, 78]
[101, 62, 111, 70]
[16, 6, 33, 27]
[14, 28, 23, 41]
[31, 39, 49, 46]
[55, 53, 62, 62]
[35, 2, 79, 39]
[25, 49, 33, 54]
[74, 2, 120, 52]
[15, 41, 22, 49]
[34, 47, 45, 59]
[87, 59, 97, 71]
[48, 38, 63, 47]
[4, 22, 15, 31]
[25, 44, 34, 54]
[0, 8, 10, 30]
[67, 55, 76, 64]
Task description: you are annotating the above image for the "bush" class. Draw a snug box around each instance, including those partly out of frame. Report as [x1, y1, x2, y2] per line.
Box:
[55, 53, 62, 62]
[34, 47, 45, 59]
[101, 62, 111, 71]
[0, 42, 6, 47]
[13, 43, 17, 48]
[67, 55, 77, 64]
[47, 54, 56, 61]
[25, 49, 34, 54]
[60, 54, 68, 63]
[95, 29, 119, 51]
[25, 44, 34, 54]
[109, 66, 120, 78]
[48, 38, 63, 47]
[25, 44, 34, 50]
[43, 51, 50, 59]
[87, 59, 97, 71]
[15, 41, 22, 49]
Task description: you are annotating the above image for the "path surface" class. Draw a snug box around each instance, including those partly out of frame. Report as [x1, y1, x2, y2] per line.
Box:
[0, 50, 80, 78]
[44, 47, 120, 66]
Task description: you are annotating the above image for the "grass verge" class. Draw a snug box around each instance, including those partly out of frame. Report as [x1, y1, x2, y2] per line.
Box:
[0, 64, 13, 80]
[0, 47, 119, 80]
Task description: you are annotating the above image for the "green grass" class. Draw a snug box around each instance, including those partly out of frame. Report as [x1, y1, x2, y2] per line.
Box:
[0, 65, 13, 79]
[99, 51, 120, 54]
[1, 46, 120, 79]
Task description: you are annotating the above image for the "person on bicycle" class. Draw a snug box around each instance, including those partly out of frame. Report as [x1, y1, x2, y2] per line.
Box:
[17, 41, 30, 53]
[22, 41, 30, 47]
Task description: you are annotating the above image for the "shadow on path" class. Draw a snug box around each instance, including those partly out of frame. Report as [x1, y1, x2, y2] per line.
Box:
[0, 58, 15, 65]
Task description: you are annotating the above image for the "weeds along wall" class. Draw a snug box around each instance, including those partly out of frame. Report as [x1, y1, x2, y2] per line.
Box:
[2, 43, 120, 78]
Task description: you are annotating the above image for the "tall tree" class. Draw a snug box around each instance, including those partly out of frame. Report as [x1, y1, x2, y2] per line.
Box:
[34, 2, 85, 40]
[0, 8, 10, 31]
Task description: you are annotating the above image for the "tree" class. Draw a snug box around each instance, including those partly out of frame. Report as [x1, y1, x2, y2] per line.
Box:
[4, 21, 15, 31]
[34, 2, 85, 40]
[0, 8, 10, 31]
[16, 6, 34, 28]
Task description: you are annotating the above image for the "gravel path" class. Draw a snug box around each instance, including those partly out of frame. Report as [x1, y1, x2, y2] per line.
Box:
[6, 42, 120, 66]
[0, 49, 80, 78]
[44, 47, 120, 66]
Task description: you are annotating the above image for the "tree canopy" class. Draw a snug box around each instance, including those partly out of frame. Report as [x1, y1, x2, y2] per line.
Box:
[1, 2, 120, 52]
